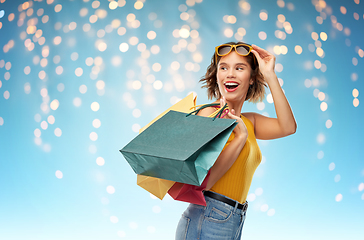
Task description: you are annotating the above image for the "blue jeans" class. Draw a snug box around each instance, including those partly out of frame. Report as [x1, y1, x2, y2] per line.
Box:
[175, 192, 247, 240]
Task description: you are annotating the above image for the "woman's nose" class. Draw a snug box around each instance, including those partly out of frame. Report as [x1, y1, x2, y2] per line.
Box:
[227, 68, 235, 78]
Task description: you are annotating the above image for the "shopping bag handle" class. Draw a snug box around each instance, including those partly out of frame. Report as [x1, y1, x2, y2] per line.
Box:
[186, 103, 229, 121]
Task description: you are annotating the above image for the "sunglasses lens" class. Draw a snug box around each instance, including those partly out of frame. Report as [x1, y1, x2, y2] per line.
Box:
[217, 46, 232, 56]
[236, 45, 250, 55]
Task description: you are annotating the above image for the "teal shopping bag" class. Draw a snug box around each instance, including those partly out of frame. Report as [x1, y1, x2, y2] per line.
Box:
[120, 109, 237, 186]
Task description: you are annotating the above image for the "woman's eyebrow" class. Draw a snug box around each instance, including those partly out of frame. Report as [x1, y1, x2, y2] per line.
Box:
[218, 62, 248, 67]
[236, 63, 248, 66]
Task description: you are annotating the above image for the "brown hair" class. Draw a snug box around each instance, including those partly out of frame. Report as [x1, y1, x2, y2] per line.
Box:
[199, 41, 267, 103]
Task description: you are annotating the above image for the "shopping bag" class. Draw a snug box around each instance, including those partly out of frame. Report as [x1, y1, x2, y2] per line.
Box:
[168, 170, 210, 206]
[136, 93, 197, 200]
[137, 175, 175, 200]
[120, 108, 237, 186]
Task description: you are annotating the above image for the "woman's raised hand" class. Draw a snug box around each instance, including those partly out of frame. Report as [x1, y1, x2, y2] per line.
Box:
[251, 44, 276, 78]
[220, 97, 248, 141]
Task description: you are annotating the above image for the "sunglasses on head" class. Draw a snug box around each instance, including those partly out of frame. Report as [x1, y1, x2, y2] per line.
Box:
[214, 43, 254, 64]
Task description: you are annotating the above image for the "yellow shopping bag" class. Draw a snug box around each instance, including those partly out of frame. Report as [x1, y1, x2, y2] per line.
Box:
[136, 93, 197, 200]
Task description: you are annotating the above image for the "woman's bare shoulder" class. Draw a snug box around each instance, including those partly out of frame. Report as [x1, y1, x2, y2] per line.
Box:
[196, 104, 219, 117]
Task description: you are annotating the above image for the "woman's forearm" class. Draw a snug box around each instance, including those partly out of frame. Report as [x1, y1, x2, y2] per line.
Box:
[205, 135, 247, 190]
[266, 73, 297, 135]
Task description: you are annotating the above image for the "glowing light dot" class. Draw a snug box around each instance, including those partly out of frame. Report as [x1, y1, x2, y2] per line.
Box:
[351, 73, 358, 81]
[224, 28, 234, 38]
[266, 93, 273, 103]
[47, 115, 55, 124]
[320, 32, 328, 41]
[97, 42, 107, 51]
[259, 11, 268, 21]
[132, 123, 141, 132]
[317, 133, 325, 144]
[255, 188, 263, 196]
[110, 216, 119, 223]
[273, 45, 281, 55]
[329, 162, 336, 171]
[89, 132, 98, 141]
[227, 15, 237, 24]
[132, 81, 142, 90]
[258, 31, 267, 40]
[0, 117, 4, 126]
[151, 45, 160, 54]
[295, 45, 302, 54]
[263, 208, 274, 217]
[335, 193, 343, 202]
[314, 60, 322, 69]
[320, 102, 328, 111]
[92, 1, 100, 8]
[340, 6, 346, 14]
[353, 98, 359, 107]
[96, 157, 105, 166]
[325, 119, 332, 129]
[316, 48, 324, 57]
[50, 99, 59, 110]
[334, 174, 341, 182]
[40, 121, 48, 130]
[127, 13, 136, 22]
[75, 67, 83, 77]
[56, 66, 63, 75]
[91, 102, 100, 111]
[106, 185, 115, 194]
[119, 42, 129, 52]
[55, 170, 63, 179]
[352, 89, 359, 98]
[147, 31, 157, 40]
[54, 4, 62, 12]
[260, 204, 269, 212]
[171, 61, 180, 71]
[318, 92, 325, 101]
[71, 52, 79, 61]
[179, 28, 190, 38]
[132, 109, 141, 118]
[134, 1, 143, 10]
[53, 36, 62, 45]
[152, 63, 162, 72]
[92, 119, 101, 128]
[73, 97, 81, 107]
[257, 102, 265, 111]
[54, 128, 62, 137]
[357, 182, 364, 191]
[117, 231, 126, 238]
[40, 88, 48, 97]
[275, 63, 283, 72]
[78, 85, 87, 94]
[24, 83, 31, 94]
[109, 1, 118, 10]
[153, 80, 163, 90]
[34, 128, 41, 138]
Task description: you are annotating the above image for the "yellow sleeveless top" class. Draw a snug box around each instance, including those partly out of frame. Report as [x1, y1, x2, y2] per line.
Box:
[210, 114, 262, 203]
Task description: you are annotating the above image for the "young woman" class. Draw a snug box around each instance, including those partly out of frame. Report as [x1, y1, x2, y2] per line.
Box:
[175, 42, 297, 240]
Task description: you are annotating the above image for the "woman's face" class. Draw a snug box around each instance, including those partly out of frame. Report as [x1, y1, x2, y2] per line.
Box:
[216, 51, 253, 102]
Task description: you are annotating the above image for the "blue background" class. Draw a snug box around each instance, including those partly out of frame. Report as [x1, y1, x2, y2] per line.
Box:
[0, 0, 363, 239]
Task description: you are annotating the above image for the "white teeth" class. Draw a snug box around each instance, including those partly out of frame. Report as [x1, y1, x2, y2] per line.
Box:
[224, 82, 239, 86]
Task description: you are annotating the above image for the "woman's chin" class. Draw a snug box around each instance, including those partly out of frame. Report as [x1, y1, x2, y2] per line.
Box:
[221, 92, 245, 103]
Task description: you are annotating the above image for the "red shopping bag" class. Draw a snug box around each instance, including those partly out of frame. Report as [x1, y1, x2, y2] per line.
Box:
[168, 171, 210, 206]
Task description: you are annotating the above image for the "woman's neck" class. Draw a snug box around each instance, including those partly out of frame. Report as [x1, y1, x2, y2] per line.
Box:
[225, 99, 244, 115]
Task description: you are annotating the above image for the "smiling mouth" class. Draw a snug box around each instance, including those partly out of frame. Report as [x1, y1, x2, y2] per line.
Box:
[224, 82, 239, 92]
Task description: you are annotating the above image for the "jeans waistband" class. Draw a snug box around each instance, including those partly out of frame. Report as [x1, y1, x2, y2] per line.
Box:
[204, 191, 248, 212]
